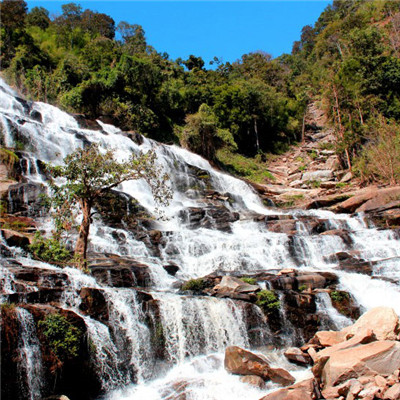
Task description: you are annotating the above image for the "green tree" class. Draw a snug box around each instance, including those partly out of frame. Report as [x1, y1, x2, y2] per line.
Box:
[180, 103, 236, 161]
[47, 145, 171, 268]
[26, 6, 50, 30]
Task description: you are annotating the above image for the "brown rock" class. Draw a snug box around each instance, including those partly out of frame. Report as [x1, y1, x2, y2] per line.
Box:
[224, 346, 270, 379]
[259, 378, 317, 400]
[314, 331, 347, 347]
[1, 229, 30, 248]
[284, 347, 312, 366]
[342, 307, 400, 341]
[322, 341, 400, 387]
[268, 367, 296, 387]
[240, 375, 266, 389]
[384, 383, 400, 400]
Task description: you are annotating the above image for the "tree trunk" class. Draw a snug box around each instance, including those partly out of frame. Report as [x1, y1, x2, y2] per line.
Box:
[75, 199, 92, 269]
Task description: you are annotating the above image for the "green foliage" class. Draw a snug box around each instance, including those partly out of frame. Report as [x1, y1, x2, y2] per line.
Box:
[29, 232, 72, 264]
[0, 148, 19, 170]
[330, 290, 349, 303]
[298, 284, 307, 291]
[216, 149, 274, 183]
[256, 290, 280, 312]
[38, 313, 82, 360]
[240, 277, 257, 285]
[181, 278, 206, 291]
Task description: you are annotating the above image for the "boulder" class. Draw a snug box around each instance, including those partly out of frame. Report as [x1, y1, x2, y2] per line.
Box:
[259, 378, 318, 400]
[213, 276, 259, 294]
[284, 347, 312, 365]
[357, 186, 400, 213]
[302, 170, 334, 182]
[384, 383, 400, 400]
[224, 346, 294, 385]
[322, 341, 400, 387]
[313, 330, 347, 347]
[224, 346, 270, 379]
[342, 307, 400, 341]
[79, 288, 109, 322]
[240, 375, 266, 389]
[1, 229, 30, 249]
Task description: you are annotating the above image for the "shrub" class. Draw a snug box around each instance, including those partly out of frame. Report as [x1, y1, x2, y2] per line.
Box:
[240, 277, 257, 285]
[29, 232, 72, 264]
[181, 278, 205, 291]
[330, 290, 349, 303]
[38, 313, 82, 360]
[256, 290, 280, 312]
[0, 148, 19, 171]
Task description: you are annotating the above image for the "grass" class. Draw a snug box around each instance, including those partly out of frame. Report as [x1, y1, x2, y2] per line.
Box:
[216, 149, 275, 183]
[240, 277, 257, 285]
[181, 278, 206, 291]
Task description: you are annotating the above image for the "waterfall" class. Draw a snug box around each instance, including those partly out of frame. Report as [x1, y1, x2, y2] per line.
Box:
[16, 308, 44, 400]
[315, 292, 352, 330]
[2, 76, 400, 400]
[154, 293, 249, 364]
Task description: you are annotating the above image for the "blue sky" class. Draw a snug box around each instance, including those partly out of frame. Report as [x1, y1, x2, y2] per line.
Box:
[27, 1, 331, 65]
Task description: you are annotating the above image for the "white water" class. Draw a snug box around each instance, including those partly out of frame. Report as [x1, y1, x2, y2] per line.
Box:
[2, 78, 400, 399]
[16, 307, 44, 400]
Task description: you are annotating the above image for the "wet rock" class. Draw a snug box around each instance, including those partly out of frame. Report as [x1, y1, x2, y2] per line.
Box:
[180, 205, 239, 232]
[79, 288, 109, 322]
[224, 346, 295, 386]
[320, 230, 353, 246]
[269, 271, 338, 291]
[7, 182, 47, 217]
[29, 109, 42, 122]
[224, 346, 270, 379]
[72, 114, 103, 131]
[240, 375, 266, 389]
[1, 229, 30, 249]
[122, 130, 144, 145]
[163, 263, 180, 276]
[284, 347, 312, 366]
[89, 254, 153, 288]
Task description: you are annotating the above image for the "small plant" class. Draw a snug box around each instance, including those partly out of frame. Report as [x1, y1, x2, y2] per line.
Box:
[38, 313, 82, 360]
[299, 164, 307, 172]
[256, 290, 280, 313]
[309, 150, 318, 160]
[318, 142, 335, 151]
[0, 148, 19, 171]
[330, 290, 349, 303]
[335, 182, 347, 189]
[298, 284, 307, 291]
[296, 156, 304, 162]
[0, 303, 16, 311]
[305, 180, 321, 188]
[240, 277, 257, 285]
[181, 278, 205, 291]
[29, 232, 72, 264]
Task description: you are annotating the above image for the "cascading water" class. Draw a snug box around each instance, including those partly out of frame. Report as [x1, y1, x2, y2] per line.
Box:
[16, 307, 44, 400]
[2, 77, 400, 400]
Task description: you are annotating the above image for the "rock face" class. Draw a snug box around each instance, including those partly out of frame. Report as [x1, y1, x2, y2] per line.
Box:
[321, 341, 400, 387]
[342, 306, 400, 341]
[224, 346, 295, 386]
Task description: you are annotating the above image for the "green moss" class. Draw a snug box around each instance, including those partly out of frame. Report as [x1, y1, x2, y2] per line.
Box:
[256, 290, 280, 313]
[298, 284, 307, 291]
[240, 277, 257, 285]
[38, 314, 82, 360]
[330, 290, 349, 303]
[181, 278, 206, 291]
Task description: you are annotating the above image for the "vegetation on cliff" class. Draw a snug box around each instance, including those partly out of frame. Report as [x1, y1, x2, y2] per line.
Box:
[2, 0, 400, 184]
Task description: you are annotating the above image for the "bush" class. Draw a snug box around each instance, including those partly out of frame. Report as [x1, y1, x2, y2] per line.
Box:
[330, 290, 349, 303]
[181, 278, 205, 291]
[38, 313, 82, 360]
[256, 290, 280, 312]
[29, 232, 72, 264]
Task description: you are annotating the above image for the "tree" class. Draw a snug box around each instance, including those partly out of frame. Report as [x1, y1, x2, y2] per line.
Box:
[26, 6, 50, 30]
[47, 145, 171, 268]
[180, 103, 236, 161]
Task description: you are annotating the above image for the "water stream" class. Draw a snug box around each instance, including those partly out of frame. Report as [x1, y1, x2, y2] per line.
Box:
[1, 78, 400, 399]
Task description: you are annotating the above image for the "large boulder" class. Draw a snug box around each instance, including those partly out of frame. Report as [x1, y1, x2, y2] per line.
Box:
[284, 347, 312, 366]
[342, 307, 400, 341]
[1, 229, 30, 249]
[321, 341, 400, 387]
[224, 346, 271, 379]
[224, 346, 295, 386]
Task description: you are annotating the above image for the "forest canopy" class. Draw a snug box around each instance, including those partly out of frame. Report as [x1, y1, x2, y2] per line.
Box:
[2, 0, 400, 184]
